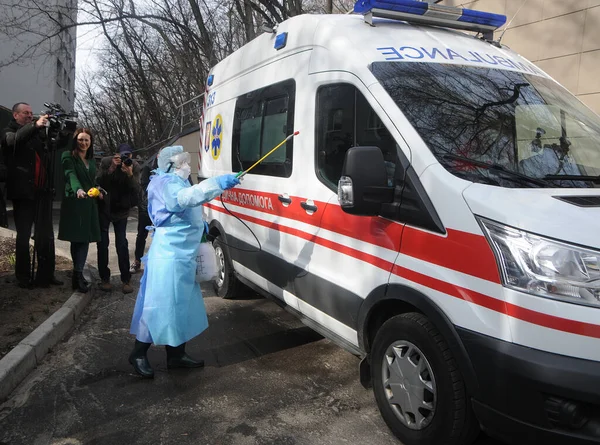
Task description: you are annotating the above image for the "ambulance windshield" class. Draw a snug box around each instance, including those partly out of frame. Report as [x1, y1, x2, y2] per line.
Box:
[371, 62, 600, 188]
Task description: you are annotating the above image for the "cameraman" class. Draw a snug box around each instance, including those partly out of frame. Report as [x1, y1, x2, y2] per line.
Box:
[97, 143, 140, 293]
[1, 102, 63, 288]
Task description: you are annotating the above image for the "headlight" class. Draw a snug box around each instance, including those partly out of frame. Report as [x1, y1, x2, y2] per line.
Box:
[478, 218, 600, 307]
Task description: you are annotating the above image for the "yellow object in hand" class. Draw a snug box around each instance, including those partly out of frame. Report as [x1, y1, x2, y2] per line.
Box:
[87, 187, 100, 198]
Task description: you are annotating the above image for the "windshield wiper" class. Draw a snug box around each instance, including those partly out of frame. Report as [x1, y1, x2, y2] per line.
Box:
[441, 153, 549, 187]
[544, 174, 600, 183]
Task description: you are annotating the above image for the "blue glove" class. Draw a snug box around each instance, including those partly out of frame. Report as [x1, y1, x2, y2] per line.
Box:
[217, 174, 241, 190]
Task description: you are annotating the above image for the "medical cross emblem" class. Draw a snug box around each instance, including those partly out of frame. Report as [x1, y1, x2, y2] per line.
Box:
[211, 115, 223, 160]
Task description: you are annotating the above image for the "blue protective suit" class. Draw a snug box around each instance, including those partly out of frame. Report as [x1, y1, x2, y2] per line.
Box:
[129, 172, 225, 346]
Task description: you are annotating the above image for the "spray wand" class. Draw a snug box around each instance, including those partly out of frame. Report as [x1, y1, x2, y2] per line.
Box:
[236, 131, 299, 178]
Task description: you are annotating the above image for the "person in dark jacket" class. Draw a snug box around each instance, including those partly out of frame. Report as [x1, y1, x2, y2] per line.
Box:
[1, 102, 63, 288]
[58, 128, 101, 293]
[96, 143, 140, 294]
[130, 160, 153, 274]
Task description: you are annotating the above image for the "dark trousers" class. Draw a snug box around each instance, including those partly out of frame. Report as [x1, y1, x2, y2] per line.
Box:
[134, 207, 152, 262]
[0, 186, 8, 228]
[97, 214, 131, 283]
[70, 242, 89, 273]
[12, 198, 55, 284]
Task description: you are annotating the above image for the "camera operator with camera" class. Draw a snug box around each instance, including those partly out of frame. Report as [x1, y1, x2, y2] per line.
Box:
[1, 102, 64, 288]
[96, 143, 140, 294]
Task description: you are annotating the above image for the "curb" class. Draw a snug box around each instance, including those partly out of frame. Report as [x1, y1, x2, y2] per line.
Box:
[0, 266, 96, 402]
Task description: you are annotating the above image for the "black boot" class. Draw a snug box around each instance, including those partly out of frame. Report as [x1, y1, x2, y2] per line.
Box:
[72, 271, 89, 293]
[129, 340, 154, 378]
[166, 343, 205, 369]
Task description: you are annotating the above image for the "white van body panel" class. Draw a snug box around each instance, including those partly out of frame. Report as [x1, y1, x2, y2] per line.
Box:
[198, 10, 600, 443]
[463, 184, 600, 249]
[201, 12, 600, 372]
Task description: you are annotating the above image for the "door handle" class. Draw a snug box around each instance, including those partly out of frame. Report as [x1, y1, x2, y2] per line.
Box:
[278, 195, 292, 205]
[301, 201, 318, 213]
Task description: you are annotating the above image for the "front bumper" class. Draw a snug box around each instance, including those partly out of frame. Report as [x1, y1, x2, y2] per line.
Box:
[457, 327, 600, 445]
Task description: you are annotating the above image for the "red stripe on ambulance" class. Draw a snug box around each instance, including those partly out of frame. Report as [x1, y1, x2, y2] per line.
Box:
[217, 188, 498, 283]
[206, 200, 600, 340]
[208, 202, 395, 271]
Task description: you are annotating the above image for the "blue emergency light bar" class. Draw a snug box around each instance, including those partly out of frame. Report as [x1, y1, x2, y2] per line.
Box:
[354, 0, 506, 40]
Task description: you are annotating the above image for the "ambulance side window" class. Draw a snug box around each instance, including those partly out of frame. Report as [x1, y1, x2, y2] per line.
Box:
[316, 84, 398, 189]
[233, 79, 296, 178]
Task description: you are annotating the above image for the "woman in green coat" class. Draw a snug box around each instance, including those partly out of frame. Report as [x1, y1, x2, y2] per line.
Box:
[58, 128, 101, 292]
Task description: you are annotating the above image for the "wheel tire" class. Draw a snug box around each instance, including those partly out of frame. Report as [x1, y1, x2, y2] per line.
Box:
[371, 312, 479, 445]
[212, 236, 238, 299]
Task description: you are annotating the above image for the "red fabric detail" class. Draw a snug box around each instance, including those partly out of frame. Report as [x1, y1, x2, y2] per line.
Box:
[34, 152, 46, 188]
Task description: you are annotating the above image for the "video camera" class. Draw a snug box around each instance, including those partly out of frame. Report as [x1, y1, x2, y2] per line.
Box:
[42, 102, 78, 134]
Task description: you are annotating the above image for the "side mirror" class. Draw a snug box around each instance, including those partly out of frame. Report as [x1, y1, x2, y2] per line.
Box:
[338, 146, 394, 216]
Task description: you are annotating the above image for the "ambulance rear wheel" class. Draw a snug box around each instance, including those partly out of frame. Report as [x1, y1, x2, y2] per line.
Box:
[213, 237, 238, 299]
[371, 312, 479, 445]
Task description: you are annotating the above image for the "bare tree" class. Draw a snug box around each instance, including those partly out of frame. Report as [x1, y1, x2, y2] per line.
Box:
[1, 0, 334, 155]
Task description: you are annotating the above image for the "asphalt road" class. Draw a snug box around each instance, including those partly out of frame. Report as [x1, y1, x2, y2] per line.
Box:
[0, 208, 504, 445]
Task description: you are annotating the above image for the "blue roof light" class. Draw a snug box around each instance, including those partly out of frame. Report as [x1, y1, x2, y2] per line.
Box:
[458, 8, 506, 28]
[354, 0, 427, 15]
[274, 32, 288, 50]
[207, 74, 214, 86]
[353, 0, 506, 40]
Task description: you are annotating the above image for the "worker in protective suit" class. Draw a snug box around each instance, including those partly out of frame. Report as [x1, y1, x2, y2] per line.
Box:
[129, 145, 240, 378]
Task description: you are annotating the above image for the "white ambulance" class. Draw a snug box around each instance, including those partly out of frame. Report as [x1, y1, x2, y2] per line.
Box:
[199, 1, 600, 444]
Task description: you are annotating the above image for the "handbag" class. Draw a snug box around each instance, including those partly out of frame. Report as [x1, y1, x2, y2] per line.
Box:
[196, 241, 219, 283]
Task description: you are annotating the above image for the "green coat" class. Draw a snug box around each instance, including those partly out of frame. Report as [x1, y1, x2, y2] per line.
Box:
[58, 151, 101, 243]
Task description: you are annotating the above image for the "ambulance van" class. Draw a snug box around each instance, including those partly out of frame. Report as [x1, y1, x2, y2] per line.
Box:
[199, 1, 600, 444]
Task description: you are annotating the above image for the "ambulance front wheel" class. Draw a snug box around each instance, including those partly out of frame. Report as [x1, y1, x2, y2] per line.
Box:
[213, 237, 239, 299]
[371, 312, 479, 445]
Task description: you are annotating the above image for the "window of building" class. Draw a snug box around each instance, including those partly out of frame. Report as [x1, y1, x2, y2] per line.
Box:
[232, 79, 295, 177]
[316, 83, 398, 189]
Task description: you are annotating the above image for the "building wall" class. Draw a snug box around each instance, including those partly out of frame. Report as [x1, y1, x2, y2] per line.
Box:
[437, 0, 600, 115]
[174, 129, 201, 184]
[0, 0, 77, 114]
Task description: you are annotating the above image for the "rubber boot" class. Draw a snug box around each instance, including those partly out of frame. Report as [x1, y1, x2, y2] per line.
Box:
[166, 343, 205, 369]
[72, 271, 89, 293]
[129, 340, 154, 378]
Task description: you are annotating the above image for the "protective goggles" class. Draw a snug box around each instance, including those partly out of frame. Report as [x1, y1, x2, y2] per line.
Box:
[166, 151, 191, 172]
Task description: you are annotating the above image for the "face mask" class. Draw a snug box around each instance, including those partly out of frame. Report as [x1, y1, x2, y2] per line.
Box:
[175, 163, 191, 180]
